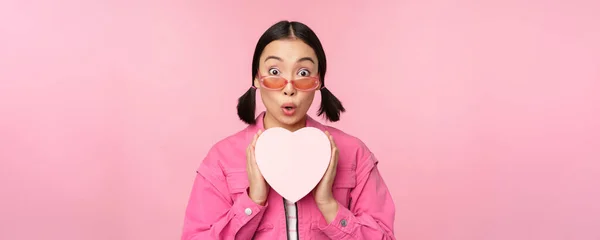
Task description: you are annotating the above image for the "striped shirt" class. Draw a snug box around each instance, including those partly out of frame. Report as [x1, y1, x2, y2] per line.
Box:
[284, 199, 298, 240]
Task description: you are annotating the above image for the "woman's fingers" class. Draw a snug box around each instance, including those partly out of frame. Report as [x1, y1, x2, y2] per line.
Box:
[325, 131, 337, 161]
[325, 131, 336, 149]
[248, 130, 263, 169]
[321, 131, 338, 182]
[331, 146, 339, 170]
[251, 130, 261, 148]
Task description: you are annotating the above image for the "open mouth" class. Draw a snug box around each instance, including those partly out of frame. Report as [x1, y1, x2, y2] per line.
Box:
[281, 103, 297, 116]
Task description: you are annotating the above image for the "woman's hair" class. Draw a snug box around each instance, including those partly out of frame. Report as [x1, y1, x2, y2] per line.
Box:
[236, 20, 346, 125]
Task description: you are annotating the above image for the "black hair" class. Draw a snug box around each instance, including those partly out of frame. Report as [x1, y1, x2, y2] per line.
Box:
[236, 20, 346, 125]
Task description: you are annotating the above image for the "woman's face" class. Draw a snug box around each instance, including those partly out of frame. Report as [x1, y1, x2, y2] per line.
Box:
[254, 38, 320, 130]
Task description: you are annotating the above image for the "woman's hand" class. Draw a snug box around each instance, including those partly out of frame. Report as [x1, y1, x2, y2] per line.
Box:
[313, 131, 340, 223]
[247, 130, 269, 206]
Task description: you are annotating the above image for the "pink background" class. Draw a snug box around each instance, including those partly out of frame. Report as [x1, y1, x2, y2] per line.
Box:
[1, 0, 599, 239]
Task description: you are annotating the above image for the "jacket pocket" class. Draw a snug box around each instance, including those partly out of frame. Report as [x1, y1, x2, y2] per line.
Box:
[332, 168, 357, 209]
[224, 169, 249, 194]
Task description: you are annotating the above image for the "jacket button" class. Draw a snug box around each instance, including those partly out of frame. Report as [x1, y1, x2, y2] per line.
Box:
[340, 219, 347, 227]
[244, 208, 252, 216]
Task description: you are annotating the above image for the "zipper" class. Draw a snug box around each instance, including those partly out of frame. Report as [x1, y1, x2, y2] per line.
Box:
[283, 198, 289, 240]
[295, 202, 300, 240]
[347, 190, 352, 209]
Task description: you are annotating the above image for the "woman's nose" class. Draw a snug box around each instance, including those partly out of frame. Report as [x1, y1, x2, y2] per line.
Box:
[283, 82, 296, 96]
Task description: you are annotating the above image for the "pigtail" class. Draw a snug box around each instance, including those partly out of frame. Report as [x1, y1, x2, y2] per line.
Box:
[318, 87, 346, 122]
[236, 86, 257, 124]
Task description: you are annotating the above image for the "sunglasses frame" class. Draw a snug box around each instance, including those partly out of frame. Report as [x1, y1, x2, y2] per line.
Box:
[256, 73, 321, 91]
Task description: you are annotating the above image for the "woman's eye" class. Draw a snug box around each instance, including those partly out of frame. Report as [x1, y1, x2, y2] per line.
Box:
[268, 68, 280, 75]
[298, 69, 310, 77]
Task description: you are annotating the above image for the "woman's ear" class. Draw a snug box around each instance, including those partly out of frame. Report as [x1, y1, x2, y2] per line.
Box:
[253, 78, 260, 89]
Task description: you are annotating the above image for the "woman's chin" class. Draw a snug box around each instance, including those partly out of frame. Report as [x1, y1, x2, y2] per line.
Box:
[272, 111, 307, 128]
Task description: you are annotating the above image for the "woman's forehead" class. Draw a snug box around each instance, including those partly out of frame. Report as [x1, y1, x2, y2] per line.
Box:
[261, 39, 318, 63]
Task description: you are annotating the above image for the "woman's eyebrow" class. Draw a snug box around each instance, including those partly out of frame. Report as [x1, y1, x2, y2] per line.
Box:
[297, 57, 315, 64]
[264, 56, 283, 62]
[264, 56, 315, 64]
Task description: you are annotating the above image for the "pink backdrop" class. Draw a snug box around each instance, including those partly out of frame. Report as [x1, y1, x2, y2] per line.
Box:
[1, 0, 599, 239]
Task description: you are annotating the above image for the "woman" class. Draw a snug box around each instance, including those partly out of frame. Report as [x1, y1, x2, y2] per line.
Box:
[181, 20, 396, 239]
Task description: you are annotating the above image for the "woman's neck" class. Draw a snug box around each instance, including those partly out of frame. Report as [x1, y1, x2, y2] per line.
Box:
[262, 111, 307, 132]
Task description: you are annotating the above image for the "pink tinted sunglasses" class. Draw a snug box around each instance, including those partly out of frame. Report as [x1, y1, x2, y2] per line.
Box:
[256, 74, 321, 91]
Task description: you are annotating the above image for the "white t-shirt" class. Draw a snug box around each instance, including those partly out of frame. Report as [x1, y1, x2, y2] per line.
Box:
[284, 199, 298, 240]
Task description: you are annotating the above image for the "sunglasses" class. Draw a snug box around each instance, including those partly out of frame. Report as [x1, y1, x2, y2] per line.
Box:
[257, 74, 320, 91]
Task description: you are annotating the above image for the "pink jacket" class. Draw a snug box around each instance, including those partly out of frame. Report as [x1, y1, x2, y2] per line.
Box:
[181, 112, 396, 239]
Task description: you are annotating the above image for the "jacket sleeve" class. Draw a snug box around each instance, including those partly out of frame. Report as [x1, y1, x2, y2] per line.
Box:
[318, 152, 396, 239]
[181, 154, 267, 240]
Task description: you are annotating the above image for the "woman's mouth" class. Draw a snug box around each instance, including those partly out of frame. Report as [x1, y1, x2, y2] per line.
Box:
[281, 103, 297, 116]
